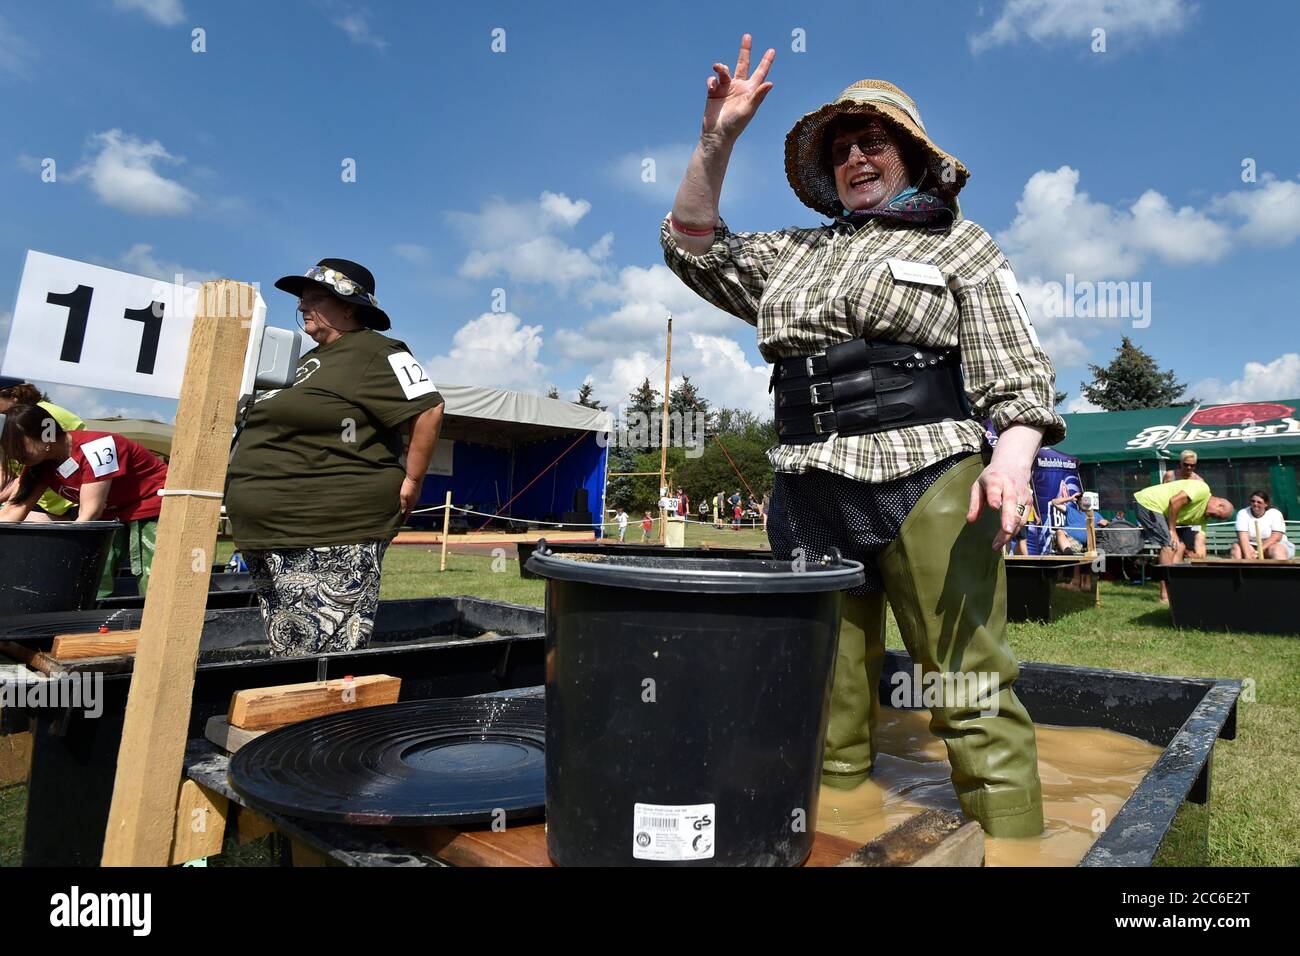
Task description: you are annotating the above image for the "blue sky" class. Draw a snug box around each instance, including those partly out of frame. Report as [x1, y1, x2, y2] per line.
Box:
[2, 0, 1298, 423]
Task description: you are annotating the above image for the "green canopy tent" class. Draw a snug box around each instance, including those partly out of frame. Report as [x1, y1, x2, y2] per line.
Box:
[1057, 398, 1300, 518]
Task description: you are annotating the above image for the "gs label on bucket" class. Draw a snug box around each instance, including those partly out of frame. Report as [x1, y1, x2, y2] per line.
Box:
[632, 803, 715, 861]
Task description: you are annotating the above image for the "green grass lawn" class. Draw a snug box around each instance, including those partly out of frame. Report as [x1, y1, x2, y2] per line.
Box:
[4, 528, 1295, 867]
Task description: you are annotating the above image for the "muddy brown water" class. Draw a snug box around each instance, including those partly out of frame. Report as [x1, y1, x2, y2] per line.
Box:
[815, 708, 1163, 866]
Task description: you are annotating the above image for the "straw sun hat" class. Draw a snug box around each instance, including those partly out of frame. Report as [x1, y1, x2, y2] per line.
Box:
[784, 79, 969, 220]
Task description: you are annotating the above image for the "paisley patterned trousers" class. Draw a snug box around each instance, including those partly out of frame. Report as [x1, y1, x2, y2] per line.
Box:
[244, 541, 389, 657]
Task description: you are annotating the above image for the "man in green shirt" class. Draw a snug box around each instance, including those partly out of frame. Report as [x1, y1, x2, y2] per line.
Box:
[1132, 478, 1234, 602]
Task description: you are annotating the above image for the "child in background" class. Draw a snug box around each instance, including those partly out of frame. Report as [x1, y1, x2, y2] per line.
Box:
[733, 504, 742, 530]
[616, 507, 628, 542]
[641, 511, 653, 543]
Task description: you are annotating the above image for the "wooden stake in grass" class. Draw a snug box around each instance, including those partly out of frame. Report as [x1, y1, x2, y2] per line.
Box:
[440, 490, 452, 572]
[100, 280, 253, 867]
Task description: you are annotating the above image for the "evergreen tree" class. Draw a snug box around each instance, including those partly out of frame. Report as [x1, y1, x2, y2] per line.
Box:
[1080, 337, 1188, 411]
[575, 380, 606, 410]
[545, 385, 560, 399]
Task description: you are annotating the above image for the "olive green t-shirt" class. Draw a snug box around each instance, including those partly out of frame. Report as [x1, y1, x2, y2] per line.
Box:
[225, 329, 444, 550]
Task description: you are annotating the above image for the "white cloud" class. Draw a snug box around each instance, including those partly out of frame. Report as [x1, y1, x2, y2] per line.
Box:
[1211, 174, 1300, 246]
[70, 129, 197, 216]
[0, 15, 37, 78]
[1065, 393, 1104, 413]
[1189, 354, 1300, 404]
[113, 0, 186, 27]
[447, 192, 606, 290]
[997, 166, 1228, 280]
[1127, 190, 1232, 265]
[37, 383, 168, 422]
[585, 334, 770, 419]
[333, 11, 387, 51]
[971, 0, 1195, 53]
[606, 142, 757, 205]
[425, 312, 546, 390]
[550, 263, 771, 415]
[461, 235, 605, 288]
[118, 244, 220, 284]
[391, 243, 431, 264]
[539, 192, 591, 229]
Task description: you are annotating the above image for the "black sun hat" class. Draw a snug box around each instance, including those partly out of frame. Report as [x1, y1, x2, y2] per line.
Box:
[274, 258, 391, 331]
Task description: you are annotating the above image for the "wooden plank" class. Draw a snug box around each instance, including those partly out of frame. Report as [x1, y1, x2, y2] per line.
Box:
[411, 822, 553, 868]
[402, 821, 864, 868]
[1188, 558, 1299, 565]
[169, 779, 228, 865]
[291, 839, 332, 867]
[0, 731, 32, 787]
[227, 674, 401, 731]
[50, 629, 141, 661]
[835, 809, 984, 867]
[911, 822, 985, 867]
[101, 280, 254, 867]
[204, 714, 267, 754]
[234, 806, 278, 846]
[0, 642, 58, 676]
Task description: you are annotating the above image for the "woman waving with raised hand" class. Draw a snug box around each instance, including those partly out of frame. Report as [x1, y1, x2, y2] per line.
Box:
[662, 34, 1066, 838]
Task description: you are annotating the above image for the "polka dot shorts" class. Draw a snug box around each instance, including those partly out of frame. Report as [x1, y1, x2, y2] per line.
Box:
[766, 454, 969, 594]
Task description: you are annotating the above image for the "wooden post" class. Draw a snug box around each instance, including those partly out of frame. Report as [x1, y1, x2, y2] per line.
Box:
[100, 280, 253, 866]
[1254, 520, 1264, 560]
[659, 314, 672, 544]
[440, 490, 452, 571]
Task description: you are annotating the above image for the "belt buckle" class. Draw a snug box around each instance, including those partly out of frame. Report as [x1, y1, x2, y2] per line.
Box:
[809, 382, 833, 405]
[805, 356, 818, 377]
[812, 410, 836, 435]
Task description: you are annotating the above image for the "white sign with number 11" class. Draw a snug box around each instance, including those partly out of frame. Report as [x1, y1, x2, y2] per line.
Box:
[2, 250, 268, 400]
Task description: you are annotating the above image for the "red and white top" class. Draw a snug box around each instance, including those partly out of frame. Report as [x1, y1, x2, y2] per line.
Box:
[32, 431, 168, 523]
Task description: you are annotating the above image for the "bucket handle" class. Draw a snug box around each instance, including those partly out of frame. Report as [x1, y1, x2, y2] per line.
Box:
[535, 538, 551, 557]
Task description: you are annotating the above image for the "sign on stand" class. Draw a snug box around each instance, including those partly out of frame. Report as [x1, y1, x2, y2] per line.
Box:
[2, 250, 269, 398]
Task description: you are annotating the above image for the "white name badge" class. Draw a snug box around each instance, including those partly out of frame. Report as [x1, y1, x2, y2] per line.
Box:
[388, 352, 437, 400]
[886, 258, 946, 287]
[56, 457, 79, 479]
[80, 435, 120, 478]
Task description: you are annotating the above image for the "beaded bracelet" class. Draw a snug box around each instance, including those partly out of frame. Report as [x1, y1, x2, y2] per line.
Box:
[670, 215, 717, 238]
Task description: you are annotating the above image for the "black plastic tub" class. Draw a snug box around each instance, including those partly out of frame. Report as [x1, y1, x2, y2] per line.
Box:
[97, 572, 257, 609]
[527, 543, 865, 867]
[1165, 562, 1300, 636]
[2, 596, 546, 866]
[0, 521, 119, 615]
[1004, 556, 1097, 623]
[516, 539, 772, 579]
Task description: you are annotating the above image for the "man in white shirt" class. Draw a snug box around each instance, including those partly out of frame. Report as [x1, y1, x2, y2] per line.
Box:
[1231, 490, 1294, 559]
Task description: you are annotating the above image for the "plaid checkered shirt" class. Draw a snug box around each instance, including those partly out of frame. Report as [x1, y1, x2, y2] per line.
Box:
[661, 212, 1067, 483]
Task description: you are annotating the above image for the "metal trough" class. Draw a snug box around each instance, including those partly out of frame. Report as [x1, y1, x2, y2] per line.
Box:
[1, 596, 545, 866]
[1, 600, 1240, 867]
[1165, 561, 1300, 636]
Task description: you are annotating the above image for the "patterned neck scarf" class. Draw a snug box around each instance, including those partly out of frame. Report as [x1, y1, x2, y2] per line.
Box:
[837, 185, 954, 230]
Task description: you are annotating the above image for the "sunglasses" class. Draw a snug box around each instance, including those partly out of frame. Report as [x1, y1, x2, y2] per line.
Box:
[828, 130, 893, 166]
[302, 267, 380, 307]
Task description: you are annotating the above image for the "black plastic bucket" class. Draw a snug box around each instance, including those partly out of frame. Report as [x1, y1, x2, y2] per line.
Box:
[526, 541, 865, 866]
[0, 521, 120, 616]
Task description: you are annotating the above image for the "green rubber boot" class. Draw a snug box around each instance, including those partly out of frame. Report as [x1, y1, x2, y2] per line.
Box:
[821, 590, 887, 789]
[877, 454, 1045, 838]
